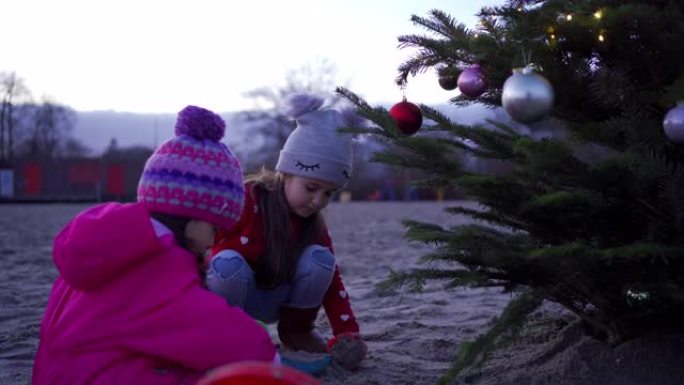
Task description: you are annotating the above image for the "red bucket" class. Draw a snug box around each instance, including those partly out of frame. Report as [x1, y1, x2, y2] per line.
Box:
[198, 361, 321, 385]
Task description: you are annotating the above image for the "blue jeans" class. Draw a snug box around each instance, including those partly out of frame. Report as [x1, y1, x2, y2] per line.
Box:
[205, 245, 336, 323]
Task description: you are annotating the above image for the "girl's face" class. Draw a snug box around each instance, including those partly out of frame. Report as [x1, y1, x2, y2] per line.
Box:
[284, 175, 338, 218]
[184, 220, 216, 257]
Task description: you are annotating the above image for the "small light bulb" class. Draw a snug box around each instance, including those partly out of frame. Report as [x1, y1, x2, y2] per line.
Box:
[598, 33, 605, 42]
[594, 10, 603, 19]
[566, 14, 573, 21]
[550, 34, 556, 39]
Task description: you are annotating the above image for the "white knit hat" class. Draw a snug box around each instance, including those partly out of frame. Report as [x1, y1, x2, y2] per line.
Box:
[276, 93, 362, 188]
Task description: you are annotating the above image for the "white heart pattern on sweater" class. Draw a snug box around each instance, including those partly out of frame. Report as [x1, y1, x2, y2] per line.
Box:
[340, 314, 350, 322]
[240, 236, 249, 245]
[339, 290, 347, 298]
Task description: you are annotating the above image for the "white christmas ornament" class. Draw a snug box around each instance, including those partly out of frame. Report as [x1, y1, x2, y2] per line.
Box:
[663, 103, 684, 143]
[502, 65, 555, 124]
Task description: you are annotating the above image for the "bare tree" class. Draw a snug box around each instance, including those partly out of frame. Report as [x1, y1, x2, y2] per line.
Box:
[103, 142, 153, 162]
[238, 58, 347, 170]
[0, 72, 31, 162]
[15, 98, 77, 159]
[62, 138, 92, 158]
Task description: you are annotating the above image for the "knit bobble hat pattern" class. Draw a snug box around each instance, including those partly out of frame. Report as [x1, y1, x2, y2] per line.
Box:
[137, 105, 244, 229]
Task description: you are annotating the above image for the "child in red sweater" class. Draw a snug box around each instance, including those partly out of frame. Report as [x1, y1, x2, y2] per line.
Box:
[206, 93, 366, 370]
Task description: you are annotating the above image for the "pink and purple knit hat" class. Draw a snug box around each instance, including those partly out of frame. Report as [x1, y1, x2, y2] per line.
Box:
[137, 105, 244, 229]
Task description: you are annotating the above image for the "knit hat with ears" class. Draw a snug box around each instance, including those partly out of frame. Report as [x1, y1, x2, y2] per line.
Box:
[137, 106, 244, 229]
[276, 93, 364, 188]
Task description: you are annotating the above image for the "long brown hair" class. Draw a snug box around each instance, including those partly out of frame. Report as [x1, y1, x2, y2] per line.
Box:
[245, 167, 326, 289]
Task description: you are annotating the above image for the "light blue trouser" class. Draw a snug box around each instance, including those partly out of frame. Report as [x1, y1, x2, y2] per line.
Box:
[205, 245, 336, 323]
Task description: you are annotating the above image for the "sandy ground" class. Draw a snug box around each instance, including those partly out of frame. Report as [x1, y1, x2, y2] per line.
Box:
[1, 201, 682, 385]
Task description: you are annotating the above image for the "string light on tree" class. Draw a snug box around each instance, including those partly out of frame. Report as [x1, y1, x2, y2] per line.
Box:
[546, 26, 557, 43]
[555, 7, 609, 45]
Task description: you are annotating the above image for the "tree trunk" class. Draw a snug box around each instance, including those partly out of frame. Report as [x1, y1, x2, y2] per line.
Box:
[7, 102, 13, 161]
[0, 99, 6, 161]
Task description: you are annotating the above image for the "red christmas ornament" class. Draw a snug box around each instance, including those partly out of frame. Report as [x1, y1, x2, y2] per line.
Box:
[389, 99, 422, 135]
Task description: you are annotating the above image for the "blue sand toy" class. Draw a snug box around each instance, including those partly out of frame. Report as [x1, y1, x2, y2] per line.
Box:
[280, 349, 331, 375]
[253, 319, 331, 375]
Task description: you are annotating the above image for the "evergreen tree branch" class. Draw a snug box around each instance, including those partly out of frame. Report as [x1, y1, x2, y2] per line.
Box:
[444, 206, 528, 232]
[376, 268, 497, 293]
[409, 10, 471, 41]
[438, 290, 543, 385]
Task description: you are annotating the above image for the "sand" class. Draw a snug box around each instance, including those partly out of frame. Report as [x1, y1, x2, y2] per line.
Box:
[1, 201, 682, 385]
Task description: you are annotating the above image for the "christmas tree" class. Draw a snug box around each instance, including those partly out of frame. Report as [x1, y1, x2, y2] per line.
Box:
[338, 0, 684, 381]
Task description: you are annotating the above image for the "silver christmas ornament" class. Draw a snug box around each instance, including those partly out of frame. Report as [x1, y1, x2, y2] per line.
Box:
[502, 65, 555, 124]
[663, 103, 684, 143]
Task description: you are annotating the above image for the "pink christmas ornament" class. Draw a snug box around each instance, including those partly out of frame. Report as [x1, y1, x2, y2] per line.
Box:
[457, 65, 487, 98]
[663, 103, 684, 143]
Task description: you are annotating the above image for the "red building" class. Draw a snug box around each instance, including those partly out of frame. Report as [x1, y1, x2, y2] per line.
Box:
[1, 157, 146, 202]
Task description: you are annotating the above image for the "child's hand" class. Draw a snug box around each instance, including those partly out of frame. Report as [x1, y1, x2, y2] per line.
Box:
[327, 332, 367, 371]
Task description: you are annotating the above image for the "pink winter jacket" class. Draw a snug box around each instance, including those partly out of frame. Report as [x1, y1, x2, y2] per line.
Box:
[33, 202, 276, 385]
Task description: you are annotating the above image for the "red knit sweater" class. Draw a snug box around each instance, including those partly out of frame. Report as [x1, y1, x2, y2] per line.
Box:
[210, 185, 359, 336]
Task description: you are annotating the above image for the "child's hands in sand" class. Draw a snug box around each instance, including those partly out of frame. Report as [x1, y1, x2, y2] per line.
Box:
[327, 332, 367, 370]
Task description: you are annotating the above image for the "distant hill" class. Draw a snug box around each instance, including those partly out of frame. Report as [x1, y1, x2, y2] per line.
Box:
[73, 110, 232, 154]
[73, 103, 500, 155]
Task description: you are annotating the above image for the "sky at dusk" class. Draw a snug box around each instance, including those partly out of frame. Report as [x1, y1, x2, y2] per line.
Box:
[2, 0, 504, 113]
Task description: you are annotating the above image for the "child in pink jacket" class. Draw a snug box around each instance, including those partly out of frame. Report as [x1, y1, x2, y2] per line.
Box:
[32, 106, 277, 385]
